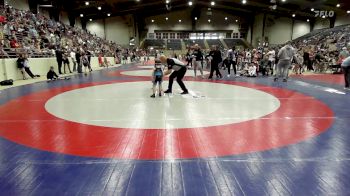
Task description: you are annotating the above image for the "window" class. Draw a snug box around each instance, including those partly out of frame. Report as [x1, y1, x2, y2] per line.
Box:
[232, 33, 239, 39]
[163, 33, 168, 39]
[170, 33, 176, 39]
[156, 33, 161, 39]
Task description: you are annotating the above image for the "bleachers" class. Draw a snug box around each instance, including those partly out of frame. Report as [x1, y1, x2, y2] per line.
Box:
[183, 39, 206, 49]
[224, 39, 246, 48]
[166, 39, 182, 50]
[144, 39, 165, 49]
[206, 39, 224, 49]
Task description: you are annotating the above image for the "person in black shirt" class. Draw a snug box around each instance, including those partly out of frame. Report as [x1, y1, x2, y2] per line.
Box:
[75, 50, 82, 73]
[185, 49, 192, 67]
[47, 66, 59, 80]
[160, 55, 189, 95]
[55, 48, 63, 74]
[86, 50, 93, 72]
[208, 45, 222, 79]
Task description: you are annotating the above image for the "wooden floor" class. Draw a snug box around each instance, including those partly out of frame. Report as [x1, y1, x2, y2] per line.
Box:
[0, 62, 349, 195]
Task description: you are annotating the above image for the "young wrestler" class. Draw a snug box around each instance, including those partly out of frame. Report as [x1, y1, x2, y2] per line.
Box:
[150, 60, 164, 98]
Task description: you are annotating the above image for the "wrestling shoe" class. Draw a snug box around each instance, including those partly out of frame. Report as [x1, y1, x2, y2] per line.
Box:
[180, 91, 189, 95]
[164, 89, 172, 94]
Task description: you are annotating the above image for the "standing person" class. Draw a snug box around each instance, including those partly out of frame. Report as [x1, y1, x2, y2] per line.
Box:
[185, 49, 192, 67]
[150, 60, 164, 98]
[160, 55, 189, 95]
[207, 45, 222, 79]
[303, 49, 313, 71]
[266, 48, 276, 75]
[62, 51, 72, 74]
[274, 43, 296, 82]
[225, 47, 237, 77]
[70, 49, 77, 72]
[55, 48, 63, 74]
[81, 52, 90, 75]
[76, 50, 82, 73]
[192, 45, 204, 78]
[86, 50, 92, 72]
[245, 49, 252, 63]
[341, 56, 350, 90]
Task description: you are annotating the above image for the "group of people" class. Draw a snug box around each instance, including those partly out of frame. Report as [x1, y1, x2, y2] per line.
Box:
[0, 4, 122, 59]
[150, 41, 350, 98]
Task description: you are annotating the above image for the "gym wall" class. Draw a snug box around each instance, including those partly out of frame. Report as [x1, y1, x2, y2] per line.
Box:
[145, 10, 192, 34]
[335, 14, 350, 27]
[0, 57, 116, 81]
[86, 16, 133, 46]
[6, 0, 29, 11]
[145, 9, 240, 34]
[292, 21, 310, 40]
[314, 18, 330, 30]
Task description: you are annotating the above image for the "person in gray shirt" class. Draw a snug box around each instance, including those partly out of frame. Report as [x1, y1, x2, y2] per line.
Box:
[274, 43, 296, 82]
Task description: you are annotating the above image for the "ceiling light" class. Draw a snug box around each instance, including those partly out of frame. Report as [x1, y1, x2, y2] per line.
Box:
[208, 19, 211, 23]
[211, 1, 215, 6]
[136, 0, 140, 1]
[179, 19, 182, 22]
[98, 6, 101, 10]
[89, 19, 92, 21]
[292, 14, 295, 17]
[347, 10, 350, 14]
[235, 19, 238, 22]
[242, 0, 247, 4]
[188, 1, 193, 6]
[80, 14, 84, 17]
[311, 8, 314, 11]
[85, 1, 89, 6]
[322, 15, 325, 18]
[307, 19, 309, 22]
[194, 17, 197, 20]
[151, 19, 154, 22]
[336, 4, 340, 7]
[281, 0, 286, 2]
[166, 0, 170, 4]
[165, 17, 168, 20]
[107, 13, 111, 17]
[225, 17, 228, 20]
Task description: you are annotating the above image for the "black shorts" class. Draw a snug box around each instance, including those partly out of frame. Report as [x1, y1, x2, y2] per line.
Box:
[63, 59, 69, 64]
[153, 76, 163, 85]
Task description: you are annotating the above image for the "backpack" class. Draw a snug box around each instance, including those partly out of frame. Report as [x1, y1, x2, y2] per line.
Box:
[0, 79, 13, 86]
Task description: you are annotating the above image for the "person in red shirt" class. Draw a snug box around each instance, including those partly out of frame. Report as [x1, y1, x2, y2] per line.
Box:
[10, 37, 19, 48]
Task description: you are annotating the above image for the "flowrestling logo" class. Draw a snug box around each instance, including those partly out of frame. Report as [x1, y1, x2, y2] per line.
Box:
[314, 10, 335, 18]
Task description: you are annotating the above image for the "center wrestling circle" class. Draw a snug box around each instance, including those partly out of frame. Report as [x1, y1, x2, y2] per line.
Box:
[0, 80, 334, 160]
[45, 81, 281, 129]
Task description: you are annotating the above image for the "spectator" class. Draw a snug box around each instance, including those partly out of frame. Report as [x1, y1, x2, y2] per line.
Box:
[341, 56, 350, 90]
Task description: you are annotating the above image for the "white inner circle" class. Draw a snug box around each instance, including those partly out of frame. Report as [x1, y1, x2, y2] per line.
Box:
[121, 70, 210, 77]
[137, 65, 156, 69]
[45, 81, 280, 129]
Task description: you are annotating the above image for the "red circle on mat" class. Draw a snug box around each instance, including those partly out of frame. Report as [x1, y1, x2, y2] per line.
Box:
[0, 80, 334, 160]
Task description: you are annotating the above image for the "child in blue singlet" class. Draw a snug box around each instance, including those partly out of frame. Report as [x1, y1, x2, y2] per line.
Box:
[151, 60, 164, 98]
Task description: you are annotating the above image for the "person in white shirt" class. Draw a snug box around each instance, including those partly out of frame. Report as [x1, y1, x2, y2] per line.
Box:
[248, 64, 257, 77]
[245, 49, 252, 63]
[266, 48, 276, 75]
[70, 50, 77, 72]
